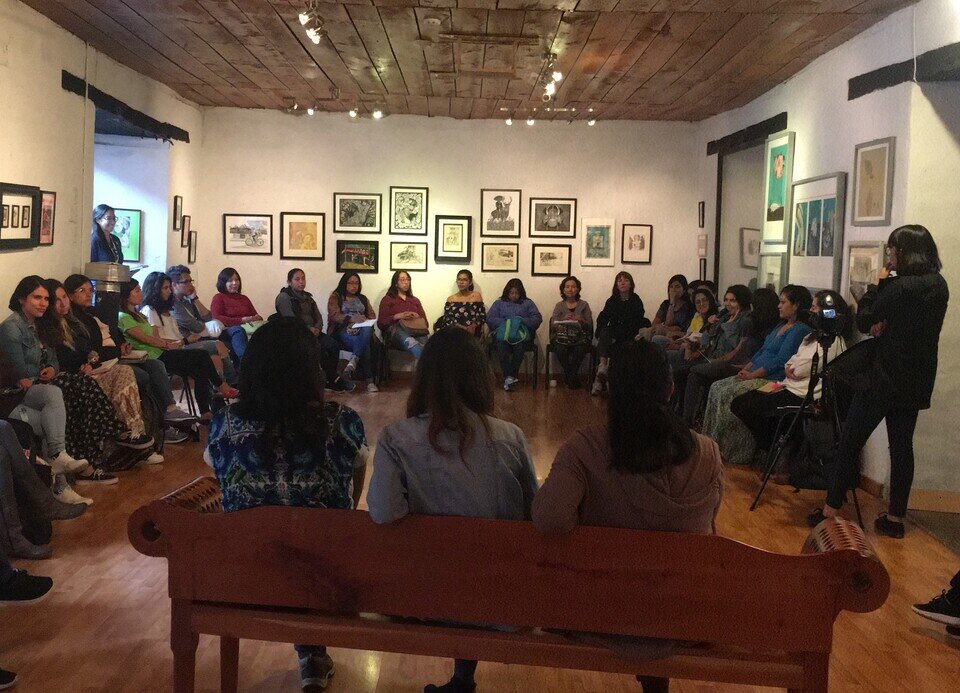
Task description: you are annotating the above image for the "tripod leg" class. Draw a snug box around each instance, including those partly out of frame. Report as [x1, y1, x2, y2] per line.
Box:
[751, 413, 800, 511]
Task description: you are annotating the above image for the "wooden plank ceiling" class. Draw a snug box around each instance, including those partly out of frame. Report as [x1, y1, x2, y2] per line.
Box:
[25, 0, 916, 121]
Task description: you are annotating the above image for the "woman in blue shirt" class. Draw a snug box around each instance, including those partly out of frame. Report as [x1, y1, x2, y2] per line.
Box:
[486, 278, 542, 391]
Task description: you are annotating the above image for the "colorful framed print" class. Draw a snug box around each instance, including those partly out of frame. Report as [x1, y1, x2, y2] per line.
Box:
[0, 183, 40, 250]
[390, 186, 428, 235]
[114, 208, 143, 263]
[180, 215, 191, 248]
[762, 130, 795, 243]
[173, 195, 183, 231]
[480, 188, 521, 237]
[531, 244, 571, 277]
[740, 227, 761, 269]
[334, 193, 380, 234]
[757, 250, 788, 293]
[435, 215, 472, 264]
[390, 241, 428, 272]
[39, 191, 56, 246]
[188, 230, 198, 265]
[481, 243, 519, 273]
[336, 240, 379, 273]
[852, 137, 895, 226]
[846, 241, 888, 311]
[222, 214, 273, 255]
[280, 212, 325, 261]
[529, 197, 576, 238]
[581, 218, 615, 267]
[788, 172, 847, 290]
[621, 224, 652, 264]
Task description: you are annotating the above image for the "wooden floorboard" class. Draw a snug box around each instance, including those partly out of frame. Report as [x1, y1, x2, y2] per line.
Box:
[3, 382, 959, 691]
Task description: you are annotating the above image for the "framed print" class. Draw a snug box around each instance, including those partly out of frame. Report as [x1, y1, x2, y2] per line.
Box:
[762, 130, 795, 243]
[846, 241, 888, 311]
[481, 243, 519, 273]
[529, 197, 576, 237]
[180, 215, 191, 248]
[698, 201, 705, 229]
[788, 172, 846, 290]
[435, 215, 472, 264]
[852, 137, 895, 226]
[480, 188, 521, 237]
[532, 244, 571, 277]
[223, 214, 273, 255]
[280, 212, 325, 261]
[740, 227, 761, 269]
[173, 195, 183, 231]
[334, 192, 380, 233]
[188, 230, 198, 265]
[390, 186, 428, 235]
[581, 218, 615, 267]
[621, 223, 652, 264]
[39, 191, 56, 246]
[699, 257, 707, 280]
[11, 205, 19, 228]
[1, 205, 7, 228]
[336, 240, 379, 273]
[390, 241, 428, 272]
[757, 250, 788, 292]
[21, 205, 30, 228]
[114, 208, 143, 263]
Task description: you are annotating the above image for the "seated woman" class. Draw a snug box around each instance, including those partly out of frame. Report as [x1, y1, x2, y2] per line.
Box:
[327, 272, 378, 393]
[701, 285, 813, 465]
[640, 274, 695, 345]
[275, 268, 352, 392]
[592, 271, 645, 395]
[549, 275, 593, 389]
[664, 286, 718, 354]
[210, 267, 262, 362]
[378, 270, 429, 359]
[205, 318, 369, 692]
[486, 278, 542, 392]
[367, 327, 538, 693]
[435, 270, 486, 337]
[118, 279, 237, 424]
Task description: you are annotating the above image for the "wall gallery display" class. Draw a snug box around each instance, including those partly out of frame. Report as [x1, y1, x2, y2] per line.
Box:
[845, 241, 888, 311]
[481, 242, 519, 272]
[529, 197, 576, 238]
[391, 241, 428, 272]
[0, 182, 40, 250]
[762, 130, 795, 243]
[740, 227, 761, 269]
[852, 137, 895, 226]
[39, 191, 56, 246]
[180, 215, 191, 248]
[621, 223, 652, 264]
[581, 218, 615, 267]
[480, 189, 521, 237]
[788, 172, 847, 290]
[336, 240, 379, 273]
[390, 186, 428, 235]
[280, 212, 325, 261]
[188, 230, 198, 265]
[435, 215, 472, 264]
[757, 250, 788, 292]
[114, 208, 143, 263]
[334, 193, 380, 233]
[173, 195, 183, 231]
[531, 243, 571, 277]
[223, 214, 273, 255]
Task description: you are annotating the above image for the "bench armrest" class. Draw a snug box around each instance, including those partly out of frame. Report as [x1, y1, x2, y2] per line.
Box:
[128, 477, 222, 558]
[802, 517, 890, 613]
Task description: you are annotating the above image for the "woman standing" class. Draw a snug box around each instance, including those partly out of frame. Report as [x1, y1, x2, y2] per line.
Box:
[435, 270, 486, 337]
[89, 205, 123, 263]
[378, 270, 429, 359]
[592, 272, 645, 395]
[210, 268, 262, 362]
[549, 275, 593, 389]
[486, 278, 542, 391]
[811, 225, 948, 537]
[327, 272, 378, 392]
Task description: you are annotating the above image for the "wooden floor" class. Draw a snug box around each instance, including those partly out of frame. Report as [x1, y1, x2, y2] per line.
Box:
[3, 382, 960, 692]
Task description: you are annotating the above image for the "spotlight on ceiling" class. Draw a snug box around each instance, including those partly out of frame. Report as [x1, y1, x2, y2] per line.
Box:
[552, 71, 563, 83]
[505, 118, 513, 125]
[587, 119, 596, 126]
[526, 118, 535, 126]
[372, 109, 383, 120]
[544, 81, 556, 97]
[307, 107, 315, 116]
[348, 109, 358, 119]
[298, 2, 326, 44]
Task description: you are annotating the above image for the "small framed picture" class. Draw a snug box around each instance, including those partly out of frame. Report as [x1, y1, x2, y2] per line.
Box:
[334, 192, 381, 233]
[390, 241, 428, 272]
[739, 227, 761, 269]
[531, 243, 571, 277]
[39, 191, 56, 246]
[481, 242, 519, 273]
[846, 241, 888, 311]
[529, 197, 576, 238]
[280, 212, 325, 261]
[173, 195, 183, 231]
[336, 239, 379, 273]
[762, 130, 796, 243]
[852, 137, 895, 226]
[188, 230, 198, 265]
[223, 214, 273, 255]
[757, 250, 788, 293]
[20, 205, 30, 228]
[0, 183, 40, 250]
[698, 201, 705, 229]
[621, 224, 652, 264]
[435, 215, 472, 264]
[580, 218, 615, 267]
[480, 188, 521, 237]
[390, 186, 429, 235]
[114, 208, 143, 263]
[180, 215, 191, 248]
[1, 205, 7, 228]
[11, 205, 19, 228]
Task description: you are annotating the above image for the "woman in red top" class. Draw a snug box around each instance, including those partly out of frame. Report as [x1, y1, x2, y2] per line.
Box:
[377, 271, 429, 359]
[210, 267, 262, 362]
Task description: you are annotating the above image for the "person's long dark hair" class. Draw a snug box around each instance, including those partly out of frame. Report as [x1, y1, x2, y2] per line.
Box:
[118, 279, 147, 323]
[725, 284, 752, 313]
[62, 274, 93, 341]
[780, 284, 813, 315]
[610, 271, 635, 297]
[333, 272, 370, 311]
[91, 204, 114, 237]
[37, 278, 67, 348]
[559, 275, 581, 300]
[500, 278, 527, 302]
[407, 328, 493, 457]
[888, 224, 942, 276]
[667, 274, 691, 302]
[141, 271, 174, 312]
[234, 318, 328, 461]
[7, 275, 45, 313]
[692, 287, 719, 318]
[216, 267, 241, 294]
[386, 270, 414, 299]
[457, 269, 475, 292]
[749, 287, 780, 335]
[608, 340, 695, 473]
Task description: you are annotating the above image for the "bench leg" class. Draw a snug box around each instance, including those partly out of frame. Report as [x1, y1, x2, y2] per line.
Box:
[789, 652, 829, 693]
[171, 599, 199, 693]
[220, 636, 239, 693]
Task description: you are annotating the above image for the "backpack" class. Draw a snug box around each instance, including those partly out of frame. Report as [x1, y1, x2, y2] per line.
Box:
[495, 318, 530, 345]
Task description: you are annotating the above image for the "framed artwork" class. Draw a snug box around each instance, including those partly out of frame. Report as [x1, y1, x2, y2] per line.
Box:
[21, 205, 30, 228]
[11, 205, 19, 228]
[846, 241, 888, 311]
[173, 195, 183, 231]
[390, 242, 428, 272]
[0, 182, 39, 250]
[1, 205, 7, 228]
[581, 218, 615, 267]
[852, 137, 895, 226]
[698, 201, 705, 229]
[739, 227, 761, 269]
[180, 215, 191, 248]
[699, 258, 707, 281]
[114, 208, 143, 263]
[334, 193, 380, 233]
[480, 188, 521, 237]
[762, 130, 795, 243]
[390, 186, 428, 235]
[788, 172, 847, 290]
[223, 214, 272, 255]
[481, 243, 519, 273]
[336, 240, 379, 273]
[757, 250, 788, 292]
[280, 212, 325, 260]
[529, 197, 576, 237]
[435, 215, 472, 264]
[39, 191, 56, 246]
[621, 223, 652, 264]
[532, 244, 571, 277]
[188, 230, 198, 265]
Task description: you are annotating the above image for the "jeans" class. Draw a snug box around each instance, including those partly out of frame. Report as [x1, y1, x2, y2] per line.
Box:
[317, 332, 341, 386]
[186, 339, 238, 386]
[1, 420, 57, 554]
[158, 350, 223, 415]
[132, 358, 176, 409]
[336, 327, 374, 379]
[494, 337, 532, 379]
[386, 324, 428, 359]
[10, 384, 66, 457]
[553, 343, 589, 385]
[223, 326, 248, 362]
[730, 388, 804, 451]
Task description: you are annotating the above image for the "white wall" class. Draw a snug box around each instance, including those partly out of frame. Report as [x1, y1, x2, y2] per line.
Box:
[718, 146, 765, 290]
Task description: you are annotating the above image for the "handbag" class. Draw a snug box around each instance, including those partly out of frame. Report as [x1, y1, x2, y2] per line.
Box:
[495, 318, 530, 345]
[552, 320, 587, 346]
[400, 316, 429, 337]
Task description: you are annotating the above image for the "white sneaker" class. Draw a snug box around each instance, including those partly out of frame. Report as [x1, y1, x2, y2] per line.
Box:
[55, 485, 94, 506]
[366, 382, 379, 393]
[596, 361, 608, 376]
[144, 452, 164, 465]
[591, 379, 604, 396]
[503, 377, 513, 392]
[50, 451, 90, 475]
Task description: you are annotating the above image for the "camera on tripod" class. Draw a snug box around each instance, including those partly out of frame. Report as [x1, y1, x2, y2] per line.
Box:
[800, 294, 847, 344]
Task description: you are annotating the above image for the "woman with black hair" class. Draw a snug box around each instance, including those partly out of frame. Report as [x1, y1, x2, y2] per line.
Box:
[327, 272, 378, 392]
[592, 271, 645, 395]
[811, 225, 948, 537]
[487, 278, 542, 391]
[206, 317, 369, 692]
[643, 274, 694, 343]
[549, 275, 593, 389]
[89, 204, 123, 263]
[378, 270, 429, 359]
[436, 270, 486, 337]
[664, 287, 718, 353]
[210, 267, 262, 362]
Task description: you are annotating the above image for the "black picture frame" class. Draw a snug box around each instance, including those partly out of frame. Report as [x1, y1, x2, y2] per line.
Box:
[181, 215, 191, 248]
[434, 214, 472, 264]
[336, 239, 379, 273]
[480, 188, 522, 238]
[390, 241, 429, 272]
[0, 182, 41, 251]
[531, 243, 572, 277]
[528, 197, 577, 238]
[481, 242, 519, 272]
[333, 192, 381, 234]
[173, 195, 183, 231]
[621, 224, 653, 264]
[188, 230, 198, 264]
[698, 201, 705, 228]
[1, 205, 7, 228]
[389, 185, 429, 235]
[222, 214, 273, 255]
[280, 212, 325, 261]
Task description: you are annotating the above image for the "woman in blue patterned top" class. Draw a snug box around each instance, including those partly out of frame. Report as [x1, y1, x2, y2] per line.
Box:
[205, 317, 369, 691]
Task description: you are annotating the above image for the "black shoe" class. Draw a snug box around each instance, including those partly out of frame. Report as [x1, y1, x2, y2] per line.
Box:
[947, 625, 960, 640]
[913, 590, 960, 626]
[806, 509, 827, 528]
[10, 542, 52, 561]
[115, 432, 155, 450]
[47, 498, 87, 521]
[0, 668, 17, 690]
[0, 568, 53, 603]
[424, 678, 476, 693]
[874, 513, 905, 539]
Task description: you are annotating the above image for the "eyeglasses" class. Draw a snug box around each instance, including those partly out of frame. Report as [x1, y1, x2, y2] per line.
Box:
[101, 216, 117, 222]
[175, 279, 194, 285]
[72, 286, 93, 295]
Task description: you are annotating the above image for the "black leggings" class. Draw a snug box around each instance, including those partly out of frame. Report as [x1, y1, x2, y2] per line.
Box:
[158, 349, 222, 414]
[730, 388, 804, 451]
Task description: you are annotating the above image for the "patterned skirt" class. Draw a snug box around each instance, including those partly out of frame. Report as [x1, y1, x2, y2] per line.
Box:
[53, 372, 126, 461]
[92, 364, 145, 437]
[701, 376, 769, 466]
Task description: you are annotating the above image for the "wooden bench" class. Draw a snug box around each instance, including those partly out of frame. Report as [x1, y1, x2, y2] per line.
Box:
[128, 477, 889, 692]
